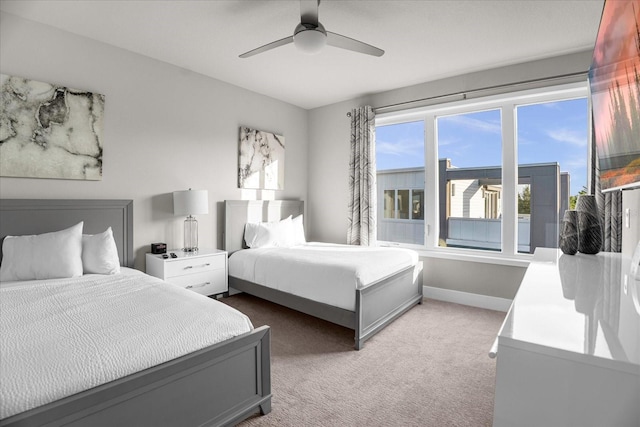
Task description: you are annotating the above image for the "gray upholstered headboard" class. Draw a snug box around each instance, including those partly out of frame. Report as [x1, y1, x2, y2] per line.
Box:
[0, 199, 134, 268]
[224, 200, 304, 254]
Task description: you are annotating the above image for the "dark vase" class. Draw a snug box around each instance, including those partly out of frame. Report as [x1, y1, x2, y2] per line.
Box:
[576, 194, 602, 255]
[559, 210, 578, 255]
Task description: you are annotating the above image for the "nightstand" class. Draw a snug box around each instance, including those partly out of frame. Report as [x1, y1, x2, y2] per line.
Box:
[146, 249, 228, 297]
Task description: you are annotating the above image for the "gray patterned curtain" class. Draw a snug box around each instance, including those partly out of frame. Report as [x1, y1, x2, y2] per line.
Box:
[590, 126, 623, 252]
[347, 106, 377, 246]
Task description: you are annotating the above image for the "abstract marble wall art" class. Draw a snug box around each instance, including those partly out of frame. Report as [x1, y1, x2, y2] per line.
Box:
[238, 127, 285, 190]
[0, 74, 105, 180]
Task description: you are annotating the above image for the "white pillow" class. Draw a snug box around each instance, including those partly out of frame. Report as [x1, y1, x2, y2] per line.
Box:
[0, 222, 84, 281]
[244, 216, 294, 248]
[292, 214, 306, 246]
[244, 222, 260, 248]
[82, 227, 121, 275]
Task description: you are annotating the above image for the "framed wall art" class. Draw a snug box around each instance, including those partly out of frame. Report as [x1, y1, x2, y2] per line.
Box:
[238, 126, 285, 190]
[0, 74, 105, 180]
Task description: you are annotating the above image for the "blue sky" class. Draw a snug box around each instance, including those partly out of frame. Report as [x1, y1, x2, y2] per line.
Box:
[376, 98, 588, 196]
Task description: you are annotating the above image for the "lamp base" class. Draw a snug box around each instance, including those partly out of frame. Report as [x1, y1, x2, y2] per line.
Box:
[183, 215, 199, 252]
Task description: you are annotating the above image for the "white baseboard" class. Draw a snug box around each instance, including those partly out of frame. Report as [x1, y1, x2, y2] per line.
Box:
[423, 286, 512, 312]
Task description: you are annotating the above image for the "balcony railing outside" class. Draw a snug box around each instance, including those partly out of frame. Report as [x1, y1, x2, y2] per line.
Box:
[377, 217, 532, 253]
[446, 217, 531, 252]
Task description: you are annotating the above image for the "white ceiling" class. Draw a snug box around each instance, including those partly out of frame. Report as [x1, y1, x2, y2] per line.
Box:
[0, 0, 604, 110]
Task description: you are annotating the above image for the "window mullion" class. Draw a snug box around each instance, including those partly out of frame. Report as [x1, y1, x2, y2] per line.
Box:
[502, 104, 517, 255]
[425, 114, 437, 249]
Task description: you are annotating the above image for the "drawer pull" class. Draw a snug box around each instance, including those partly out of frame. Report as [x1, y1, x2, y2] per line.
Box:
[183, 263, 211, 270]
[186, 282, 211, 289]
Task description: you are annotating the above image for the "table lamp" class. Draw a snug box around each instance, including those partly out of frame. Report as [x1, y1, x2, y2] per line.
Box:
[173, 189, 208, 252]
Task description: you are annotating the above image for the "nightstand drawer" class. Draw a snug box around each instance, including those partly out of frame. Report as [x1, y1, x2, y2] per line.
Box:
[146, 249, 228, 297]
[167, 270, 227, 296]
[163, 255, 225, 278]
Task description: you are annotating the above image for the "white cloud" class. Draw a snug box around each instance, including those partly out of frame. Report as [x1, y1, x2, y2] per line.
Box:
[541, 102, 561, 110]
[437, 137, 458, 146]
[563, 155, 589, 169]
[441, 115, 502, 134]
[446, 144, 474, 160]
[376, 138, 423, 157]
[517, 136, 535, 146]
[547, 128, 587, 146]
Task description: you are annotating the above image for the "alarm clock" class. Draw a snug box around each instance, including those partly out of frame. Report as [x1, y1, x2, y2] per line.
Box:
[151, 243, 167, 254]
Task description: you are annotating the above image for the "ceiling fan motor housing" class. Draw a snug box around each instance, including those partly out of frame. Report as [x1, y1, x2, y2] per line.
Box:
[293, 22, 327, 54]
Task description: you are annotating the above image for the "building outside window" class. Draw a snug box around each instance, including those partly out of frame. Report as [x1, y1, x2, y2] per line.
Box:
[375, 82, 589, 257]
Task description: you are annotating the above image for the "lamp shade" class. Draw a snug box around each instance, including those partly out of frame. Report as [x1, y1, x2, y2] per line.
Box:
[173, 189, 209, 216]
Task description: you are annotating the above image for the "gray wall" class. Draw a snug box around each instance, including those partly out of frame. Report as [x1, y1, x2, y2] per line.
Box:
[423, 258, 526, 300]
[307, 51, 594, 300]
[0, 12, 309, 270]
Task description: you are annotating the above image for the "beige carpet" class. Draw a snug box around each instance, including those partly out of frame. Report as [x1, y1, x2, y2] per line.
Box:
[222, 294, 505, 427]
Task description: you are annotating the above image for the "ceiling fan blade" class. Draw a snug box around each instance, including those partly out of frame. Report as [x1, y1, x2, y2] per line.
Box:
[239, 36, 294, 58]
[300, 0, 319, 26]
[326, 31, 384, 57]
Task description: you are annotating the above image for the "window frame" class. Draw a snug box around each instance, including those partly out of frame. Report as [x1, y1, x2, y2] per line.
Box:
[375, 81, 590, 261]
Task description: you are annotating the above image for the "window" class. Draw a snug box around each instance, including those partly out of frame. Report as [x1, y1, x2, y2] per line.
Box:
[379, 188, 424, 244]
[383, 189, 424, 220]
[383, 190, 396, 219]
[376, 120, 425, 245]
[412, 189, 424, 220]
[375, 82, 589, 258]
[516, 98, 588, 253]
[437, 109, 503, 251]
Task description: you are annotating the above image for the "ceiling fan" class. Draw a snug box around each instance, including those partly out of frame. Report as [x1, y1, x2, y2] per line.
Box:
[239, 0, 384, 58]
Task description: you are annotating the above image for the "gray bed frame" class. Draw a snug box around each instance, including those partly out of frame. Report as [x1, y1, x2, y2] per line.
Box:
[0, 199, 271, 427]
[224, 200, 423, 350]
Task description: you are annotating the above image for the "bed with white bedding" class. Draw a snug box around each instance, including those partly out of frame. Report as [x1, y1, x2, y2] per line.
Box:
[0, 199, 271, 427]
[224, 200, 423, 350]
[229, 242, 420, 311]
[0, 269, 253, 419]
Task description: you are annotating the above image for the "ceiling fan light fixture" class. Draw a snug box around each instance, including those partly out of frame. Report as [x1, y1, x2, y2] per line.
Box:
[239, 1, 384, 58]
[294, 24, 326, 54]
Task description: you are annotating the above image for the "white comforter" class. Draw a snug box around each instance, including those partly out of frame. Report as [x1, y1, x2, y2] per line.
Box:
[228, 242, 419, 311]
[0, 269, 253, 419]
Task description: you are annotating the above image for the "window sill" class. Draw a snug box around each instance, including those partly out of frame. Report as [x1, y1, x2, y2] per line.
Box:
[378, 243, 532, 268]
[418, 249, 531, 268]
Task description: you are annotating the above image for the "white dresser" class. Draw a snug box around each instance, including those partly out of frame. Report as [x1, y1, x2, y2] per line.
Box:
[146, 249, 228, 297]
[493, 248, 640, 427]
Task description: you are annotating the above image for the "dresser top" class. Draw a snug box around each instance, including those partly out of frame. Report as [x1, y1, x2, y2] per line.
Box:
[499, 248, 640, 372]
